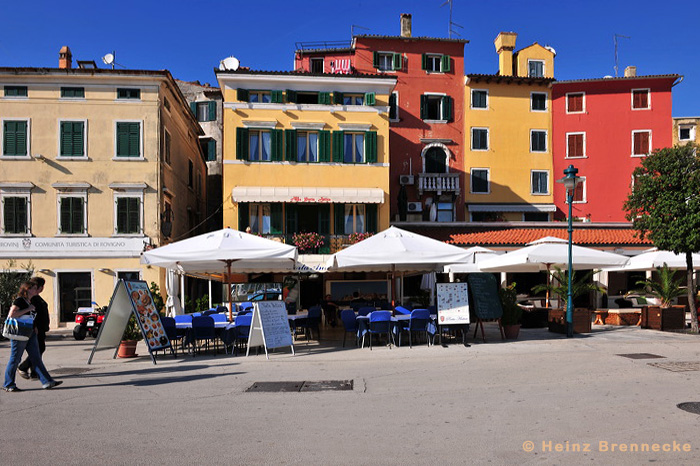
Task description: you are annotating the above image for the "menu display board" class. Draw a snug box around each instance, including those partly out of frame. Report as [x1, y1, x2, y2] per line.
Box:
[124, 280, 170, 352]
[466, 273, 503, 320]
[247, 301, 294, 359]
[437, 283, 470, 324]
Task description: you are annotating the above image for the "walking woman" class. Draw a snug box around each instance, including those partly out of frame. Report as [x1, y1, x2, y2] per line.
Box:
[3, 280, 62, 392]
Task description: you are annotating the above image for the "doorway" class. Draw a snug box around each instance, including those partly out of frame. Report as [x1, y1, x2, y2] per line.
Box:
[57, 272, 92, 322]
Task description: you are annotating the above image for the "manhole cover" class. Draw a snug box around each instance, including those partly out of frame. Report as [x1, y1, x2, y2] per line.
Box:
[649, 362, 700, 372]
[617, 353, 666, 359]
[51, 367, 93, 376]
[247, 380, 353, 392]
[677, 402, 700, 414]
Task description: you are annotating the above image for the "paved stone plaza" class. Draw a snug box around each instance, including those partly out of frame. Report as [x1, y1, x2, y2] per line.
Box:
[1, 324, 699, 465]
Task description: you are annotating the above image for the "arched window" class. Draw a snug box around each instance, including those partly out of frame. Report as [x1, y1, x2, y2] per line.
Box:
[424, 146, 447, 173]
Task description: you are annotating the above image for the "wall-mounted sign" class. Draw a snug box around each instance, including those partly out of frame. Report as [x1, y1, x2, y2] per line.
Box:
[0, 237, 147, 258]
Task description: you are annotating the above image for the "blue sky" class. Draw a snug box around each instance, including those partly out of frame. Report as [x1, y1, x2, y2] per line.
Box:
[2, 0, 697, 116]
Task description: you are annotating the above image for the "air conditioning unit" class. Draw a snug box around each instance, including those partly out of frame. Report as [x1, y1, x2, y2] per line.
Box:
[399, 175, 414, 185]
[407, 202, 422, 212]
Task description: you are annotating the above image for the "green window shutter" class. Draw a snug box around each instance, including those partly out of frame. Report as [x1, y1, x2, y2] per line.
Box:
[3, 121, 27, 156]
[128, 123, 140, 156]
[366, 204, 377, 233]
[442, 96, 453, 121]
[372, 51, 379, 68]
[393, 53, 402, 70]
[334, 204, 345, 235]
[4, 197, 27, 234]
[190, 102, 197, 114]
[73, 122, 85, 156]
[285, 90, 296, 103]
[332, 131, 344, 162]
[117, 122, 140, 157]
[389, 93, 398, 120]
[128, 198, 140, 233]
[319, 130, 331, 162]
[237, 89, 248, 101]
[318, 204, 330, 235]
[60, 122, 84, 157]
[284, 129, 297, 161]
[236, 127, 249, 160]
[208, 101, 217, 121]
[61, 198, 84, 234]
[271, 129, 284, 161]
[333, 91, 344, 105]
[270, 203, 283, 234]
[285, 204, 298, 235]
[421, 53, 428, 70]
[441, 55, 451, 72]
[238, 203, 249, 231]
[420, 95, 427, 120]
[207, 139, 216, 161]
[365, 131, 377, 163]
[271, 90, 284, 103]
[319, 92, 331, 105]
[364, 92, 376, 106]
[117, 198, 139, 233]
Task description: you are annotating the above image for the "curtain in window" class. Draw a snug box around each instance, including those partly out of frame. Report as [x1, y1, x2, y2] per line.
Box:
[344, 205, 353, 234]
[250, 203, 260, 233]
[355, 205, 365, 233]
[249, 132, 259, 161]
[261, 132, 271, 161]
[297, 132, 307, 162]
[344, 134, 353, 163]
[355, 133, 364, 163]
[308, 133, 318, 162]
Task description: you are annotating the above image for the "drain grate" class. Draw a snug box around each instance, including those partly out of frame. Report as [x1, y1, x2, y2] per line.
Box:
[51, 367, 94, 376]
[247, 380, 353, 392]
[677, 402, 700, 415]
[649, 362, 700, 372]
[617, 353, 666, 360]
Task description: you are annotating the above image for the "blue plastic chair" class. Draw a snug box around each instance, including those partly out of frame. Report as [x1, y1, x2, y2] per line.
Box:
[394, 305, 412, 315]
[173, 315, 192, 352]
[210, 313, 228, 325]
[399, 309, 431, 348]
[340, 309, 358, 347]
[240, 302, 253, 312]
[232, 314, 252, 355]
[357, 306, 375, 317]
[202, 309, 217, 317]
[364, 310, 394, 350]
[191, 316, 218, 356]
[297, 305, 322, 340]
[158, 316, 179, 357]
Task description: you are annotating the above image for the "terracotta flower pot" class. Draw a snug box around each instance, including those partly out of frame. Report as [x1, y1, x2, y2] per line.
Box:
[117, 340, 138, 358]
[503, 324, 521, 339]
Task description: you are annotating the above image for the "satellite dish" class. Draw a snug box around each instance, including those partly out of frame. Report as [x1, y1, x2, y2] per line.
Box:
[219, 56, 240, 71]
[544, 45, 557, 56]
[102, 53, 115, 65]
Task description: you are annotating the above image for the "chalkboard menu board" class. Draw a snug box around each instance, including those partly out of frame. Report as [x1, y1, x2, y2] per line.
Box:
[467, 273, 503, 320]
[247, 301, 294, 359]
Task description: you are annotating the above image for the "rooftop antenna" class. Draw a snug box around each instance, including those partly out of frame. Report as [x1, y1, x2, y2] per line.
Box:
[101, 51, 125, 69]
[613, 34, 630, 77]
[441, 0, 463, 38]
[351, 24, 369, 38]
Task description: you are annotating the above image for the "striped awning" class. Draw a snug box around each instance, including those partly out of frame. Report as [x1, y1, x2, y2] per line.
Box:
[232, 186, 385, 204]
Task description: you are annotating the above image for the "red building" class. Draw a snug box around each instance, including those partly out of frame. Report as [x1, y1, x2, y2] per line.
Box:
[552, 68, 681, 221]
[295, 14, 467, 222]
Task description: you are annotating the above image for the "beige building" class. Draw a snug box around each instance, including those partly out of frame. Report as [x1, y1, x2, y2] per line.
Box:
[0, 47, 206, 326]
[672, 116, 698, 146]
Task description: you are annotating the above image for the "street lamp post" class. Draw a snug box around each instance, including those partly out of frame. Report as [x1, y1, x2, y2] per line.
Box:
[557, 164, 582, 338]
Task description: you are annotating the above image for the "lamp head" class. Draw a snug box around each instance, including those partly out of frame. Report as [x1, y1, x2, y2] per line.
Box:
[557, 164, 582, 191]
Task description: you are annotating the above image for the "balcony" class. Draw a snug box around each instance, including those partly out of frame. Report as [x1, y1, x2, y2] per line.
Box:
[418, 173, 460, 196]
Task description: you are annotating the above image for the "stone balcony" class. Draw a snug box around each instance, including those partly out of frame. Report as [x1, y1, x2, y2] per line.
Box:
[418, 173, 460, 196]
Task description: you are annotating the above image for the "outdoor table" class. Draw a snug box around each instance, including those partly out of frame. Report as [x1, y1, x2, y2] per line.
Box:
[176, 320, 231, 329]
[356, 312, 400, 345]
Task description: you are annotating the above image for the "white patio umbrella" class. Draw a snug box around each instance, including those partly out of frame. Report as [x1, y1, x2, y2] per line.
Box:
[165, 268, 182, 317]
[326, 226, 472, 304]
[142, 228, 297, 319]
[604, 248, 700, 272]
[443, 246, 502, 273]
[478, 237, 628, 306]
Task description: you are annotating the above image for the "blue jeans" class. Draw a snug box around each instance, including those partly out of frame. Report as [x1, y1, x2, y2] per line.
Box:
[4, 331, 53, 389]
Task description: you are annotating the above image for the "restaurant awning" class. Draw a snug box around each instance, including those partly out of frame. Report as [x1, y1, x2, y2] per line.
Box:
[232, 186, 385, 204]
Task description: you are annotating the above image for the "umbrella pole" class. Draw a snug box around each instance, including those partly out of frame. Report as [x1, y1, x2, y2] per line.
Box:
[546, 264, 551, 308]
[227, 261, 233, 322]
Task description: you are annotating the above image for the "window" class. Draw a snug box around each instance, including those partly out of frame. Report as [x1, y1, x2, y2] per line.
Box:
[1, 195, 29, 234]
[471, 90, 488, 109]
[531, 170, 549, 195]
[420, 94, 452, 121]
[296, 92, 319, 104]
[632, 89, 650, 110]
[531, 130, 547, 152]
[117, 88, 140, 100]
[528, 60, 544, 77]
[373, 52, 402, 71]
[436, 201, 454, 222]
[632, 130, 651, 156]
[566, 93, 584, 113]
[163, 97, 171, 111]
[249, 129, 272, 161]
[61, 87, 84, 98]
[201, 138, 216, 161]
[115, 196, 141, 234]
[310, 58, 324, 73]
[2, 120, 29, 157]
[471, 128, 489, 151]
[572, 177, 586, 203]
[248, 91, 271, 103]
[421, 54, 451, 73]
[192, 101, 216, 122]
[679, 125, 696, 141]
[164, 130, 171, 164]
[4, 86, 27, 97]
[344, 204, 366, 234]
[424, 146, 447, 173]
[250, 203, 271, 234]
[59, 121, 86, 158]
[531, 92, 547, 111]
[566, 133, 585, 158]
[344, 133, 365, 163]
[524, 212, 549, 221]
[389, 92, 399, 121]
[115, 122, 141, 158]
[58, 196, 85, 234]
[188, 160, 193, 188]
[471, 169, 489, 194]
[342, 94, 364, 105]
[297, 131, 319, 162]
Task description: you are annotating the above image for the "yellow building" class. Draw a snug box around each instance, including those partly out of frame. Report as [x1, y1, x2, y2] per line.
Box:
[673, 117, 698, 146]
[215, 69, 396, 252]
[464, 32, 556, 221]
[0, 47, 206, 326]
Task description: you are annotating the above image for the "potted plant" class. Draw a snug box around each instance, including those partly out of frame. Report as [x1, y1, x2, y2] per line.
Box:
[292, 231, 325, 253]
[118, 313, 143, 358]
[532, 267, 604, 334]
[636, 263, 687, 330]
[348, 232, 373, 244]
[499, 282, 523, 339]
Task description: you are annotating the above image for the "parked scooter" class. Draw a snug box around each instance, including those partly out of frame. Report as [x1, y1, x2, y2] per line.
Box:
[73, 302, 107, 340]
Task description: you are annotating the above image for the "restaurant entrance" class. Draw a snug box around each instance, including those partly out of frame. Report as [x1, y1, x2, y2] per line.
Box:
[57, 272, 92, 322]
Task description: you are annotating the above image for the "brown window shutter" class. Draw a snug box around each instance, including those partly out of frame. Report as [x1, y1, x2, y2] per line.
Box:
[573, 181, 584, 202]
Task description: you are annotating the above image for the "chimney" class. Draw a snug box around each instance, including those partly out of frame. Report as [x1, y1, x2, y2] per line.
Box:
[400, 13, 412, 38]
[624, 66, 637, 77]
[494, 32, 517, 76]
[58, 46, 72, 69]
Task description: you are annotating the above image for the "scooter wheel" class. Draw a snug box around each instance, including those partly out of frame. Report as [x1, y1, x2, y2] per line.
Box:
[73, 325, 87, 340]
